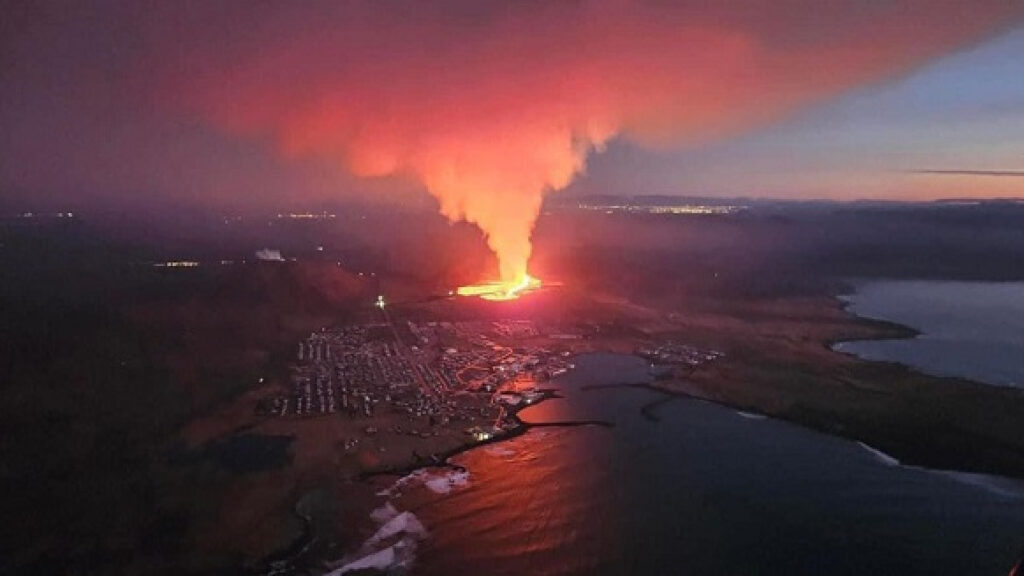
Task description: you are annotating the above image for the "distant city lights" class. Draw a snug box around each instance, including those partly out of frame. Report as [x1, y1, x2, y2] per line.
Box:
[12, 211, 75, 219]
[153, 261, 200, 268]
[275, 211, 336, 219]
[578, 203, 745, 215]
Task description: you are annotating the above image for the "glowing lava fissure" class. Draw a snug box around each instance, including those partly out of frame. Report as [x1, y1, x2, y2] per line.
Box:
[457, 274, 542, 301]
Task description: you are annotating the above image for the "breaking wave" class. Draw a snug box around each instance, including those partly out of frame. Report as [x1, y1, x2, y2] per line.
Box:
[857, 442, 1024, 498]
[735, 410, 767, 420]
[857, 442, 901, 467]
[326, 504, 428, 575]
[377, 468, 471, 498]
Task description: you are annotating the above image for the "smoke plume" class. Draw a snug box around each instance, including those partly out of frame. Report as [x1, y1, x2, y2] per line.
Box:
[158, 1, 1021, 282]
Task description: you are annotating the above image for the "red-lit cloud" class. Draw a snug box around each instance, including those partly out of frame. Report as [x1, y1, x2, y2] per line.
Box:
[146, 2, 1021, 280]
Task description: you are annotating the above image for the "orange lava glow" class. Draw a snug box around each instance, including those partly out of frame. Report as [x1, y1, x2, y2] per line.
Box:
[165, 2, 1022, 276]
[457, 274, 542, 301]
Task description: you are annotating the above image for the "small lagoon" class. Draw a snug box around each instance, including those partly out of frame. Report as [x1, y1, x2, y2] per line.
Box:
[835, 280, 1024, 388]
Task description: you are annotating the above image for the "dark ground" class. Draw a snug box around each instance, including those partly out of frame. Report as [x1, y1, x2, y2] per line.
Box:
[2, 198, 1024, 573]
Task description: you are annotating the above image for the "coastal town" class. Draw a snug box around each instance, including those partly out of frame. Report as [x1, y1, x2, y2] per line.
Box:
[256, 301, 731, 462]
[636, 341, 725, 378]
[258, 317, 576, 446]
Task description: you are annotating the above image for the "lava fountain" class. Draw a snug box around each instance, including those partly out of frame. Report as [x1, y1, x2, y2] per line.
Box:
[163, 2, 1019, 306]
[457, 273, 542, 301]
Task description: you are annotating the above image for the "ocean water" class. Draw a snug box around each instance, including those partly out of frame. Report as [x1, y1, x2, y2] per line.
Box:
[835, 280, 1024, 388]
[380, 353, 1024, 576]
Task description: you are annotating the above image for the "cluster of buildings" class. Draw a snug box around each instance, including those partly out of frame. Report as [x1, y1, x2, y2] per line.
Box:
[411, 320, 574, 391]
[635, 341, 724, 367]
[261, 319, 576, 441]
[269, 326, 413, 418]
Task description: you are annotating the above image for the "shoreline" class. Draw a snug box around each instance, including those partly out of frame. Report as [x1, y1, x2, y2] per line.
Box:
[830, 284, 1024, 391]
[258, 385, 614, 573]
[565, 346, 1024, 494]
[324, 348, 1024, 576]
[267, 351, 1024, 574]
[355, 388, 615, 481]
[256, 287, 1024, 574]
[356, 389, 555, 481]
[647, 291, 1024, 482]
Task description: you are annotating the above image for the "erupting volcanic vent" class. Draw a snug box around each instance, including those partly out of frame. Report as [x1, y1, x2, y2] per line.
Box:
[457, 274, 542, 301]
[159, 2, 1021, 292]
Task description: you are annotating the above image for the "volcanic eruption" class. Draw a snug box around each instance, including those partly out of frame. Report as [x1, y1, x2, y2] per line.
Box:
[157, 1, 1022, 300]
[457, 274, 543, 301]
